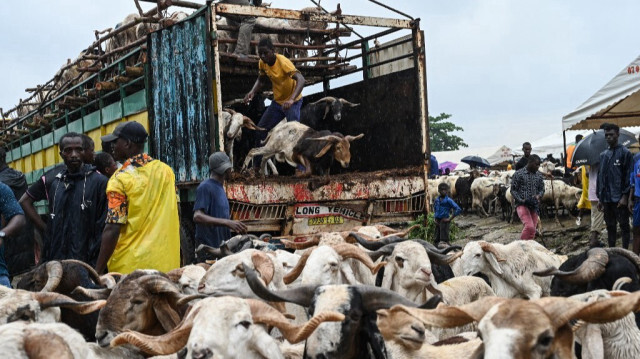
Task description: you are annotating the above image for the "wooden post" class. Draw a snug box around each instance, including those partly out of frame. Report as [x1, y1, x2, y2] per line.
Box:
[96, 81, 118, 91]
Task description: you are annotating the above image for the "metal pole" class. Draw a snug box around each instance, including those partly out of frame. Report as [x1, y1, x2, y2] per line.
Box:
[412, 21, 430, 215]
[562, 130, 568, 173]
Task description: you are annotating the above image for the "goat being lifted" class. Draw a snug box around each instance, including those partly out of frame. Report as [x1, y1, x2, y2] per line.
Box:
[242, 120, 364, 177]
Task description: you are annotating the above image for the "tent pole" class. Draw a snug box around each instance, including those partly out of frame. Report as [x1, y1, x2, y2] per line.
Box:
[562, 130, 568, 172]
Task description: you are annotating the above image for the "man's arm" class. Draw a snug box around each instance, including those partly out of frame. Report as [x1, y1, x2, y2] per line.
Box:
[95, 223, 122, 274]
[193, 209, 247, 234]
[0, 214, 26, 247]
[244, 75, 268, 104]
[282, 72, 305, 110]
[18, 193, 46, 233]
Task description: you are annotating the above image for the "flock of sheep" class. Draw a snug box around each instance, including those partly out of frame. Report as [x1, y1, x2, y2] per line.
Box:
[2, 222, 640, 358]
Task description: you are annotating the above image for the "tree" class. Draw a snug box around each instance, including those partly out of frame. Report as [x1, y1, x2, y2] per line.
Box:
[429, 113, 468, 151]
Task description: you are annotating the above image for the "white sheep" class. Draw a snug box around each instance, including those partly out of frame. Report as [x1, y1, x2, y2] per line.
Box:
[460, 240, 566, 299]
[111, 296, 345, 358]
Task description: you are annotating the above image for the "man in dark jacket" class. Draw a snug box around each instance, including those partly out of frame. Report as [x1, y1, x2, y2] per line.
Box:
[511, 154, 545, 240]
[597, 123, 633, 249]
[21, 132, 108, 265]
[0, 148, 34, 277]
[515, 142, 532, 170]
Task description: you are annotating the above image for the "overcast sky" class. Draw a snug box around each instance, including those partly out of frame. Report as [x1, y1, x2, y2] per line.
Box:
[1, 0, 638, 148]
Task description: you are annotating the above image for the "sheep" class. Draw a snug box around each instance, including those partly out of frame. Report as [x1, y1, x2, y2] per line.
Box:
[94, 270, 193, 348]
[470, 177, 502, 217]
[299, 97, 360, 130]
[166, 265, 208, 295]
[460, 240, 566, 299]
[0, 286, 105, 325]
[243, 263, 442, 359]
[570, 289, 640, 359]
[16, 259, 112, 340]
[111, 296, 345, 358]
[392, 290, 640, 359]
[281, 243, 386, 286]
[376, 306, 483, 359]
[220, 109, 264, 168]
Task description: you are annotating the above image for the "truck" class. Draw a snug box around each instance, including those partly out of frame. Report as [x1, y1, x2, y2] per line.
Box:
[1, 1, 430, 264]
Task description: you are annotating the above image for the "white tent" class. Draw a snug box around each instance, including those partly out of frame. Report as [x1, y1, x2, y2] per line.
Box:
[563, 54, 640, 130]
[433, 145, 513, 170]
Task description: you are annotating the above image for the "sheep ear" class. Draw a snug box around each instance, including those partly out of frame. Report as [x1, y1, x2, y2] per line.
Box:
[153, 298, 181, 332]
[323, 103, 331, 119]
[484, 252, 504, 275]
[315, 142, 334, 158]
[340, 262, 359, 285]
[393, 296, 506, 328]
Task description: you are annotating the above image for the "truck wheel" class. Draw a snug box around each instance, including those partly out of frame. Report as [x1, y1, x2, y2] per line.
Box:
[180, 220, 196, 266]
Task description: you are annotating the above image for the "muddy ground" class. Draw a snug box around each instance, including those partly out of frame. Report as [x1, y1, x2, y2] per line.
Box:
[451, 213, 600, 257]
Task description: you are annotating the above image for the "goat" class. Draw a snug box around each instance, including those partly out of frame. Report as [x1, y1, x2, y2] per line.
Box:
[299, 97, 360, 130]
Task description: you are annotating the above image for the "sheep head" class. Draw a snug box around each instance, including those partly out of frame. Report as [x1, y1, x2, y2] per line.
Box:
[308, 133, 364, 169]
[95, 270, 184, 348]
[377, 308, 434, 351]
[461, 241, 506, 277]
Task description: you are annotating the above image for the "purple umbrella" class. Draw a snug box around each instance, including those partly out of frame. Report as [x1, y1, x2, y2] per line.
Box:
[439, 161, 458, 172]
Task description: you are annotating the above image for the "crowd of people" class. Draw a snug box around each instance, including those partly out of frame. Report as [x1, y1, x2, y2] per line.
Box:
[0, 37, 308, 288]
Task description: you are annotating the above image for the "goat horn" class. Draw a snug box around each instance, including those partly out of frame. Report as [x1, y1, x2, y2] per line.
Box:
[345, 133, 364, 142]
[367, 243, 399, 262]
[247, 299, 345, 343]
[281, 236, 321, 250]
[251, 251, 275, 286]
[41, 261, 63, 292]
[332, 243, 387, 274]
[61, 259, 102, 285]
[111, 308, 199, 355]
[176, 294, 209, 307]
[338, 98, 359, 107]
[349, 232, 408, 251]
[358, 286, 442, 311]
[310, 96, 336, 105]
[393, 296, 508, 328]
[283, 247, 316, 285]
[613, 277, 633, 291]
[417, 242, 463, 265]
[222, 107, 237, 115]
[605, 248, 640, 273]
[32, 292, 106, 314]
[379, 224, 420, 239]
[138, 275, 181, 296]
[244, 263, 317, 308]
[533, 248, 608, 284]
[71, 286, 112, 300]
[479, 242, 506, 262]
[195, 243, 231, 259]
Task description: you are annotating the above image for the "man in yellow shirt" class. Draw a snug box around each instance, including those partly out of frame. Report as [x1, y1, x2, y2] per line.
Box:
[94, 122, 180, 274]
[244, 38, 305, 171]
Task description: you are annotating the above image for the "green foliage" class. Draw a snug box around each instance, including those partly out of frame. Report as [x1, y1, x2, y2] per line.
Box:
[409, 213, 461, 243]
[429, 113, 468, 152]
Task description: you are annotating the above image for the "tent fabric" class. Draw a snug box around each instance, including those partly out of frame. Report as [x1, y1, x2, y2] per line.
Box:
[563, 54, 640, 130]
[432, 145, 513, 170]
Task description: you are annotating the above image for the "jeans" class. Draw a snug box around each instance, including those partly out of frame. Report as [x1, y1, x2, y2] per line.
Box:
[0, 274, 11, 288]
[254, 99, 303, 169]
[434, 220, 450, 244]
[517, 206, 538, 240]
[602, 202, 630, 249]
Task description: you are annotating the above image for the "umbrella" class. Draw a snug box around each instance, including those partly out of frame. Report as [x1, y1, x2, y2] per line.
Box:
[460, 155, 491, 168]
[571, 129, 638, 166]
[439, 161, 458, 172]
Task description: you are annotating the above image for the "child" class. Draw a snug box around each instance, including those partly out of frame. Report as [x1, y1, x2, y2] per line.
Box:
[434, 182, 462, 249]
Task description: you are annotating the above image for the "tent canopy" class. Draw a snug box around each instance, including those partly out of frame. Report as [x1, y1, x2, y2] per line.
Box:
[563, 54, 640, 130]
[432, 145, 513, 170]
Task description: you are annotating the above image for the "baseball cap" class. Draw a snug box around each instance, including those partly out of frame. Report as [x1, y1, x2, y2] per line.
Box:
[209, 152, 233, 175]
[101, 121, 148, 144]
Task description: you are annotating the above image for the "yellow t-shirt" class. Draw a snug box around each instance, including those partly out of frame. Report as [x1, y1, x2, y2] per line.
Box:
[105, 154, 180, 273]
[259, 54, 303, 105]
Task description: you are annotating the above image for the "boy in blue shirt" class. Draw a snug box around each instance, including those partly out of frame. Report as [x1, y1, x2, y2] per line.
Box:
[434, 182, 462, 249]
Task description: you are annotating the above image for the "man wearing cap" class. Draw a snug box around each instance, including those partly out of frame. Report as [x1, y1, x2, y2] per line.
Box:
[95, 121, 180, 274]
[193, 152, 247, 254]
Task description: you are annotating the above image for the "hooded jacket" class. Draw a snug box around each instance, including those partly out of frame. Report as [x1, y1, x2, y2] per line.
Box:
[597, 144, 633, 203]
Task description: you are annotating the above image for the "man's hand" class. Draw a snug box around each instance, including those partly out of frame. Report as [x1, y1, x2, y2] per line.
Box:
[629, 196, 634, 213]
[244, 91, 255, 104]
[282, 99, 294, 110]
[227, 220, 248, 234]
[597, 202, 603, 212]
[618, 196, 629, 208]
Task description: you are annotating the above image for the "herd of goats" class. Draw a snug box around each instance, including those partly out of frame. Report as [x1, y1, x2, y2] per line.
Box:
[2, 222, 640, 358]
[428, 162, 583, 222]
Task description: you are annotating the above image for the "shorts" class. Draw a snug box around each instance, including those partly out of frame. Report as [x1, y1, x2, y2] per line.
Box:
[590, 201, 605, 232]
[634, 200, 640, 227]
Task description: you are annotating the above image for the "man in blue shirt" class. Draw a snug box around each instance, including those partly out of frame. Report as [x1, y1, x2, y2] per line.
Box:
[193, 152, 247, 258]
[433, 182, 461, 249]
[628, 134, 640, 254]
[597, 123, 633, 249]
[429, 154, 439, 179]
[0, 182, 27, 287]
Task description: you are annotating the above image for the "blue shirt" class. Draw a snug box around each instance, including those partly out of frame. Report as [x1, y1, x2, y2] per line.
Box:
[0, 182, 25, 278]
[193, 179, 232, 248]
[631, 154, 640, 198]
[430, 155, 439, 177]
[434, 195, 462, 220]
